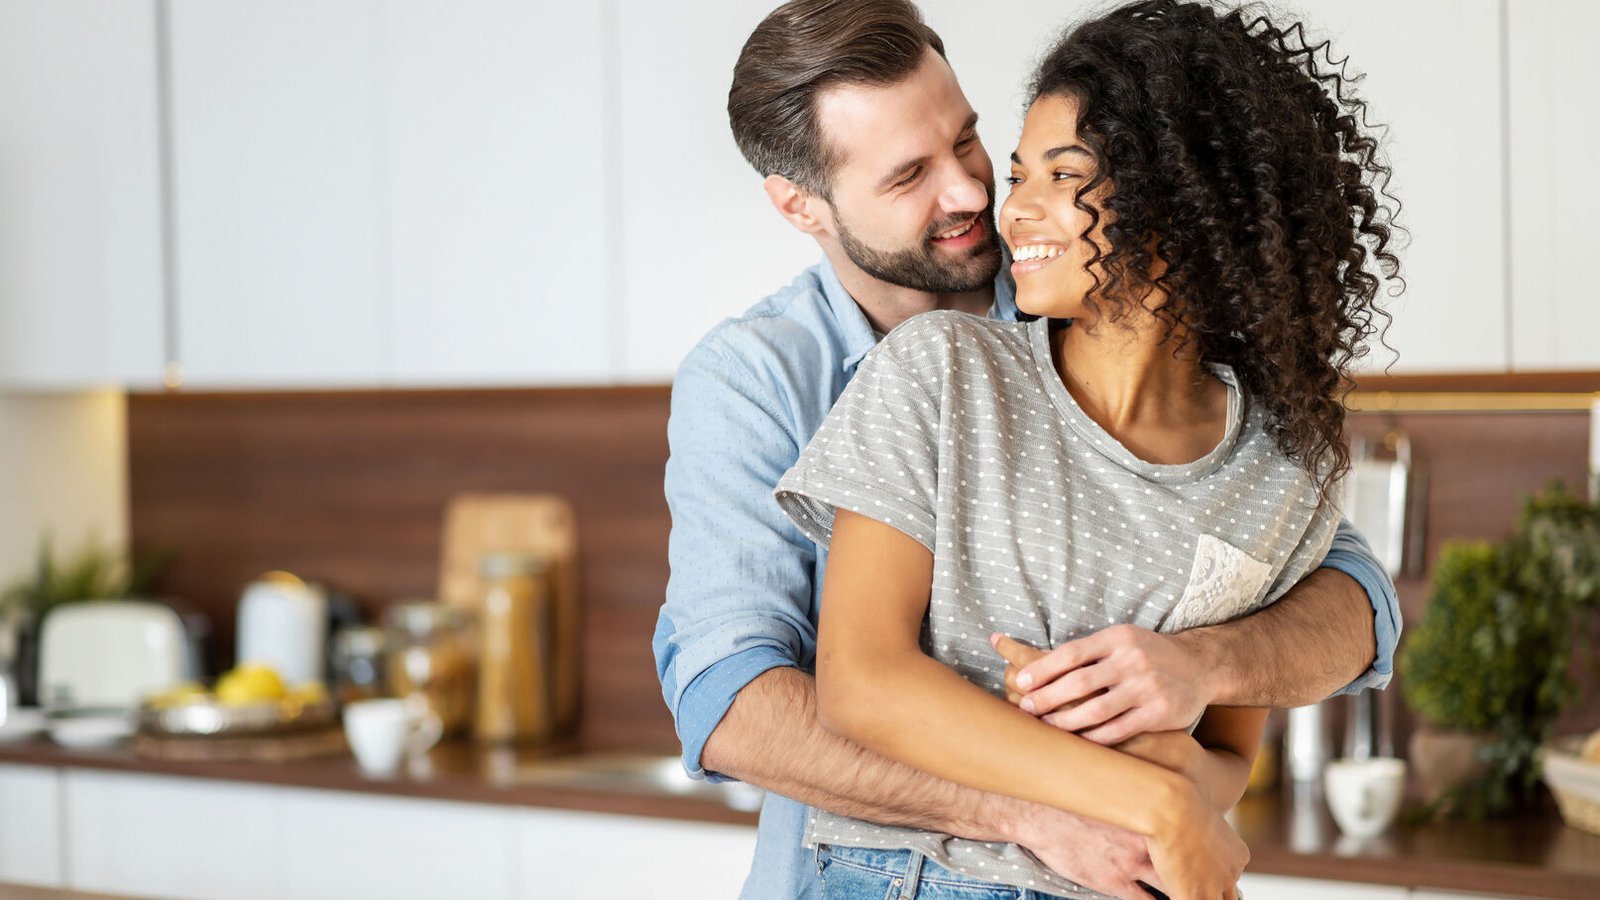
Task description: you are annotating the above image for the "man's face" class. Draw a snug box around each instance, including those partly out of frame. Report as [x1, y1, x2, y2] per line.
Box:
[813, 48, 1002, 294]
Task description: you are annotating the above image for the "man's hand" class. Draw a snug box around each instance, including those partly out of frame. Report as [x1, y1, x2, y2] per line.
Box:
[996, 795, 1165, 900]
[990, 628, 1217, 745]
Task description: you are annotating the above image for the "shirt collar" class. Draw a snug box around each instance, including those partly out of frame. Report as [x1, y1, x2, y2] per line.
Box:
[820, 249, 1023, 373]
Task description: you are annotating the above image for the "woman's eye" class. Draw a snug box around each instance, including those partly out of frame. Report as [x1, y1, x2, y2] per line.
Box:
[1005, 175, 1023, 186]
[1053, 171, 1079, 182]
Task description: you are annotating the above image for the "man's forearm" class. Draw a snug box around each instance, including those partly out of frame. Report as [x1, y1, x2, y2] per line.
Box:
[701, 666, 1013, 841]
[1182, 567, 1376, 708]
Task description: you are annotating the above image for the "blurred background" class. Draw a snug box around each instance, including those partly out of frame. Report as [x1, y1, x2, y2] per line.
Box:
[0, 2, 1597, 899]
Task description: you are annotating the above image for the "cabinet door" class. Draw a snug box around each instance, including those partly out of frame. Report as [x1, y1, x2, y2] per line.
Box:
[1238, 873, 1407, 900]
[612, 0, 820, 384]
[516, 808, 755, 898]
[167, 0, 385, 388]
[63, 770, 281, 900]
[0, 0, 165, 389]
[0, 764, 62, 888]
[278, 788, 517, 900]
[383, 1, 611, 387]
[1506, 0, 1600, 370]
[1279, 0, 1506, 374]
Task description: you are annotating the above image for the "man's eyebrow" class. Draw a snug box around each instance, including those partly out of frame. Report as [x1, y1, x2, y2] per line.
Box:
[1010, 145, 1091, 165]
[877, 114, 983, 191]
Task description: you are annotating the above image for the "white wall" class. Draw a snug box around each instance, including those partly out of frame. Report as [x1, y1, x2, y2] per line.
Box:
[0, 392, 127, 583]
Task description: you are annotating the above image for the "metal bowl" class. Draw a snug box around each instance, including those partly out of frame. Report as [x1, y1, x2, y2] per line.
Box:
[138, 697, 336, 738]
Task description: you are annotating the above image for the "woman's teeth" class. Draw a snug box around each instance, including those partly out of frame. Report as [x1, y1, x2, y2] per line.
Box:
[935, 219, 976, 240]
[1013, 244, 1065, 261]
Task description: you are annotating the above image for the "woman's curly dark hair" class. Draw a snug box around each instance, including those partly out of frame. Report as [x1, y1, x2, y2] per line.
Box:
[1030, 0, 1402, 497]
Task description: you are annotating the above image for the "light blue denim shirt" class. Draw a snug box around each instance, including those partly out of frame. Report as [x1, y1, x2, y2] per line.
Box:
[654, 257, 1401, 900]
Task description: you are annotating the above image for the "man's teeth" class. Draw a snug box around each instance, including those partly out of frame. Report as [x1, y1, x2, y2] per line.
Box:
[935, 220, 975, 240]
[1013, 244, 1065, 261]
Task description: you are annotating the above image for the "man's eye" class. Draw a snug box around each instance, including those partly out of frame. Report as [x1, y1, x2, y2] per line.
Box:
[956, 134, 978, 150]
[896, 167, 923, 189]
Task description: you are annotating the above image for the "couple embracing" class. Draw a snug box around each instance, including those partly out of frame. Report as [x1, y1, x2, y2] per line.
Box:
[656, 1, 1403, 898]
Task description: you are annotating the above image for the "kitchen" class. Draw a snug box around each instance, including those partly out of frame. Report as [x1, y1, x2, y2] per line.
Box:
[0, 1, 1598, 899]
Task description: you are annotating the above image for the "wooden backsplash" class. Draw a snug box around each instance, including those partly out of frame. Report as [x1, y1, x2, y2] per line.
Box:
[129, 383, 1598, 755]
[128, 386, 678, 752]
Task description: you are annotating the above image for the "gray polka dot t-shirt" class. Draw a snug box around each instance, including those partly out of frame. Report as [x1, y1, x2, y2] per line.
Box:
[774, 310, 1338, 898]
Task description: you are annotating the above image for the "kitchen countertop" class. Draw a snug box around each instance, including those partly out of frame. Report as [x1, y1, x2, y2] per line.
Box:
[3, 738, 1599, 898]
[0, 736, 758, 827]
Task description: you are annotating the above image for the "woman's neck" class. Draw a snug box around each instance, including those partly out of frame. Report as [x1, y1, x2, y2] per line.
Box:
[1051, 312, 1229, 465]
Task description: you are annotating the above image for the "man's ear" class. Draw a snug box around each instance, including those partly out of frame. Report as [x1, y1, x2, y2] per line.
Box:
[763, 174, 829, 236]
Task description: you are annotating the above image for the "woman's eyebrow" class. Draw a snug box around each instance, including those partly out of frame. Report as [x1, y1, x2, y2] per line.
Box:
[1009, 145, 1091, 165]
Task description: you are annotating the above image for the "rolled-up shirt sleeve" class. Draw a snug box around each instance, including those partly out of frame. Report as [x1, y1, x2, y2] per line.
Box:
[1318, 519, 1401, 694]
[654, 341, 821, 783]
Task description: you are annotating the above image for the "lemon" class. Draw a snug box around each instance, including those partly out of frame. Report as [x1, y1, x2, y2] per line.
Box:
[215, 662, 288, 705]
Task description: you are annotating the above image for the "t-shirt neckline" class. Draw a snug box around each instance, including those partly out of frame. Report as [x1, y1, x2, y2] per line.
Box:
[1027, 316, 1244, 484]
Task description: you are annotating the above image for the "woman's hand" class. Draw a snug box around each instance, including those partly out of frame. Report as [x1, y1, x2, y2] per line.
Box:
[1147, 785, 1249, 900]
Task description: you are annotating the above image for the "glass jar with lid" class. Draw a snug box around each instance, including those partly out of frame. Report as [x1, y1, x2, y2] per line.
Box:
[382, 600, 476, 736]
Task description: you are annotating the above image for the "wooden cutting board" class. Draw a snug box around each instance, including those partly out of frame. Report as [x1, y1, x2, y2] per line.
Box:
[437, 493, 581, 738]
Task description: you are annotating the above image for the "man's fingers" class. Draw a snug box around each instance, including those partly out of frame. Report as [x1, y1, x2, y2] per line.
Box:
[1077, 708, 1152, 746]
[1044, 687, 1136, 733]
[1015, 630, 1112, 691]
[1022, 663, 1119, 715]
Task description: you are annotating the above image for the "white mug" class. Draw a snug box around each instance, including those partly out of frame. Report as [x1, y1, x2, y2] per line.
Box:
[1324, 756, 1407, 838]
[342, 697, 442, 776]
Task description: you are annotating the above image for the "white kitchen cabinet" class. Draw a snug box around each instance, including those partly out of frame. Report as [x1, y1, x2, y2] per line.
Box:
[0, 0, 166, 390]
[278, 787, 518, 899]
[612, 0, 820, 383]
[0, 763, 62, 888]
[382, 1, 611, 387]
[1506, 0, 1600, 370]
[1279, 0, 1506, 374]
[517, 808, 755, 899]
[63, 769, 282, 900]
[1239, 873, 1408, 900]
[167, 0, 386, 388]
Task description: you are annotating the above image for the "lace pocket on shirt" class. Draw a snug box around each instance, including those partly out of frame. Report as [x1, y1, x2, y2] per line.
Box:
[1161, 533, 1273, 633]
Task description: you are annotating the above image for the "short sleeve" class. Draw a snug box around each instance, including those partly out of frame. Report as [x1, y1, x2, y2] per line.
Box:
[774, 339, 942, 552]
[1264, 493, 1342, 605]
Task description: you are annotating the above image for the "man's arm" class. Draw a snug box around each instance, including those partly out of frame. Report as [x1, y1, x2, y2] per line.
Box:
[703, 667, 1162, 900]
[655, 342, 1159, 899]
[1000, 519, 1398, 745]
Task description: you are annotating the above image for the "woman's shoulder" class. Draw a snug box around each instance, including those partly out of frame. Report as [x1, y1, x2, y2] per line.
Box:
[874, 310, 1029, 372]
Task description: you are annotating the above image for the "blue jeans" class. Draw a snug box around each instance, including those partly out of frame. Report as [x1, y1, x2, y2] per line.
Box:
[816, 844, 1083, 900]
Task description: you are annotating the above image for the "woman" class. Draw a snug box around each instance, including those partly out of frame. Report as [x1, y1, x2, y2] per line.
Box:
[772, 1, 1400, 898]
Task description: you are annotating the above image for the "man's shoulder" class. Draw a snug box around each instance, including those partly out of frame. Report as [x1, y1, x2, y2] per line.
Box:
[679, 265, 844, 383]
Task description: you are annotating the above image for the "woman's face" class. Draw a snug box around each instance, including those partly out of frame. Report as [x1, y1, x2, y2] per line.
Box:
[1000, 93, 1114, 320]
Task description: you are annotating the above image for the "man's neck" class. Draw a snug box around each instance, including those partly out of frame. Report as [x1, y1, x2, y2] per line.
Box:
[823, 245, 994, 335]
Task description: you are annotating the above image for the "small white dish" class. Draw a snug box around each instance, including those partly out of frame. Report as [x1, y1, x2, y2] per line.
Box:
[48, 710, 136, 749]
[0, 708, 47, 743]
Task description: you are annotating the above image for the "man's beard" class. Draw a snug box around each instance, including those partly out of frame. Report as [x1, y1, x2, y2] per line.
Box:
[833, 201, 1003, 295]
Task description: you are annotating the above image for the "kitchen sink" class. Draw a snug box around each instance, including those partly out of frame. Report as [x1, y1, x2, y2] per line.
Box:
[513, 752, 765, 812]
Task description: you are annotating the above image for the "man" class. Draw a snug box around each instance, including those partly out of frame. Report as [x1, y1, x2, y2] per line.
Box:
[654, 2, 1400, 898]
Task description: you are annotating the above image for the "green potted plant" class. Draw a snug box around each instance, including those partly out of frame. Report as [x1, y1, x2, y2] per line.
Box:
[1401, 483, 1599, 818]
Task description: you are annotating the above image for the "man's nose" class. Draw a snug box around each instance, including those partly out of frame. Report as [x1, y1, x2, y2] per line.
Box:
[938, 165, 989, 214]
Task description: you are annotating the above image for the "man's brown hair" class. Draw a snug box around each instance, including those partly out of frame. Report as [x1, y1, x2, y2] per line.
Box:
[728, 0, 946, 199]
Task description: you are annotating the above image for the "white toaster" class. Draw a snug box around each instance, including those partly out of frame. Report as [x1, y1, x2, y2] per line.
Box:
[39, 600, 189, 710]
